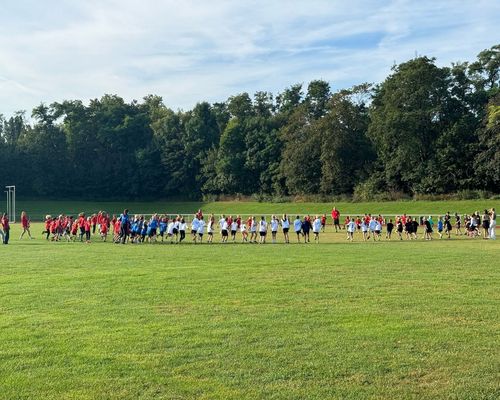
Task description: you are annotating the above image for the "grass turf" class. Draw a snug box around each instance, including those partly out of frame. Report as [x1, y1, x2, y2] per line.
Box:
[15, 199, 500, 221]
[1, 222, 499, 399]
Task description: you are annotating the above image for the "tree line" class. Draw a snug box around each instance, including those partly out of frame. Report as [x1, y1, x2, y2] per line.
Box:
[0, 45, 498, 200]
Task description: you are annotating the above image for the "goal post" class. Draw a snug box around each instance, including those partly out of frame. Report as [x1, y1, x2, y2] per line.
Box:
[5, 185, 15, 223]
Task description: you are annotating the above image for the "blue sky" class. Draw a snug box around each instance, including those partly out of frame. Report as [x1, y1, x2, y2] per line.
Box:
[0, 0, 499, 117]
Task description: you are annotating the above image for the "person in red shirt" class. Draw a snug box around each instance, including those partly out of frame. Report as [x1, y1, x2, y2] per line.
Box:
[42, 215, 52, 240]
[84, 217, 92, 243]
[91, 214, 98, 234]
[1, 213, 10, 244]
[19, 211, 33, 240]
[331, 207, 341, 232]
[50, 218, 58, 241]
[78, 213, 86, 242]
[321, 214, 326, 232]
[71, 219, 79, 240]
[114, 219, 121, 242]
[100, 218, 108, 241]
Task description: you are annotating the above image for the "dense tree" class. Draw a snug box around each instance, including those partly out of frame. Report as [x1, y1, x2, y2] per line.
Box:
[319, 86, 374, 194]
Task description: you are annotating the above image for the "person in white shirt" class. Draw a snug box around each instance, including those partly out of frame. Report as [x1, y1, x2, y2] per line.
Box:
[489, 208, 496, 240]
[219, 215, 226, 234]
[270, 215, 279, 244]
[293, 216, 302, 243]
[281, 214, 290, 244]
[346, 218, 356, 241]
[207, 215, 214, 243]
[361, 220, 368, 241]
[240, 222, 248, 242]
[179, 218, 187, 243]
[221, 218, 229, 243]
[191, 215, 200, 243]
[231, 220, 238, 242]
[368, 218, 377, 241]
[167, 221, 175, 243]
[259, 216, 267, 244]
[173, 217, 180, 243]
[197, 217, 205, 243]
[374, 219, 382, 241]
[312, 216, 321, 243]
[249, 217, 257, 243]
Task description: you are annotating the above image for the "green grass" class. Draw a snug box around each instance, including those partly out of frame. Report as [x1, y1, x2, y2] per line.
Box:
[15, 199, 500, 221]
[1, 221, 499, 399]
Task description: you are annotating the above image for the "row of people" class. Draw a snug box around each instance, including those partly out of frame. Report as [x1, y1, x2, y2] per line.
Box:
[1, 207, 496, 244]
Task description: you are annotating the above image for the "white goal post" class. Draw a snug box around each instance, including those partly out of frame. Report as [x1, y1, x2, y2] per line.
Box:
[5, 185, 15, 223]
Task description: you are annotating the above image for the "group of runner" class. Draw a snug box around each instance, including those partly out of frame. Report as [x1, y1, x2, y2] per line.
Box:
[7, 206, 493, 244]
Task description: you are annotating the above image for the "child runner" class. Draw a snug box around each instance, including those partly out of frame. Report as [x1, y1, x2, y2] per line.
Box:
[42, 215, 52, 240]
[455, 213, 463, 235]
[179, 218, 187, 243]
[167, 219, 175, 243]
[294, 216, 302, 243]
[191, 215, 200, 244]
[258, 216, 267, 244]
[346, 217, 356, 241]
[221, 218, 229, 243]
[386, 219, 394, 240]
[281, 214, 290, 244]
[197, 216, 205, 243]
[369, 217, 378, 241]
[159, 217, 167, 241]
[240, 220, 248, 242]
[19, 211, 33, 239]
[320, 214, 326, 232]
[423, 217, 433, 240]
[207, 215, 214, 244]
[249, 217, 257, 243]
[270, 215, 279, 244]
[302, 216, 311, 243]
[100, 217, 108, 241]
[312, 215, 321, 243]
[361, 218, 369, 241]
[231, 219, 238, 242]
[437, 217, 444, 239]
[84, 217, 92, 243]
[395, 217, 403, 240]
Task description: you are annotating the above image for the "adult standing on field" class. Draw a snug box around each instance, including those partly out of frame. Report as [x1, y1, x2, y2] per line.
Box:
[489, 208, 496, 240]
[119, 209, 130, 244]
[331, 207, 341, 232]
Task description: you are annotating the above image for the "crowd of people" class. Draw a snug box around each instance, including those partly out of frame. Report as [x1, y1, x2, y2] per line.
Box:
[1, 206, 494, 245]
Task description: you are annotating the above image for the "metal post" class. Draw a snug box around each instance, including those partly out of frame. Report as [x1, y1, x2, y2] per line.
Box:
[5, 191, 9, 221]
[5, 186, 15, 222]
[12, 186, 15, 223]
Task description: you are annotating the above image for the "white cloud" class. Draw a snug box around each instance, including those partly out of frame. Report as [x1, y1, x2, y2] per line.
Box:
[0, 0, 498, 116]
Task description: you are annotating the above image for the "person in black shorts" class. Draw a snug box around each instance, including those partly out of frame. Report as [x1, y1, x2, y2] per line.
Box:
[423, 217, 433, 240]
[405, 218, 413, 240]
[396, 217, 403, 240]
[386, 219, 394, 240]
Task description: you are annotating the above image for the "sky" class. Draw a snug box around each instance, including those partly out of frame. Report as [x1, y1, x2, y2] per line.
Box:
[0, 0, 499, 117]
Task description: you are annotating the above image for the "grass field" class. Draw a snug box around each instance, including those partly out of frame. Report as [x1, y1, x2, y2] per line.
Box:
[16, 199, 500, 221]
[1, 203, 499, 399]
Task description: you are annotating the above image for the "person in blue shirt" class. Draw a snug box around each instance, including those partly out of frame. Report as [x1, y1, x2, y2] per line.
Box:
[119, 209, 129, 244]
[148, 214, 159, 242]
[437, 217, 444, 239]
[159, 217, 167, 242]
[141, 221, 148, 243]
